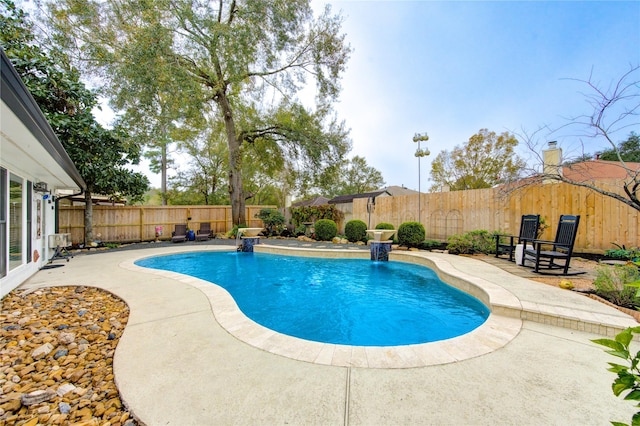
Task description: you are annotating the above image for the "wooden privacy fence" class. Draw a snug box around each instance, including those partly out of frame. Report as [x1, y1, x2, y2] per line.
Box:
[58, 205, 275, 244]
[354, 181, 639, 253]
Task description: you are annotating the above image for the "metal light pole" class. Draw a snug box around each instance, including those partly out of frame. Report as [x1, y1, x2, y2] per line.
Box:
[412, 132, 430, 225]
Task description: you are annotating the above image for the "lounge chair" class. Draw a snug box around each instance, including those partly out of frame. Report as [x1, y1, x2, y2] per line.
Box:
[196, 222, 211, 241]
[522, 215, 582, 275]
[494, 214, 540, 261]
[171, 224, 188, 243]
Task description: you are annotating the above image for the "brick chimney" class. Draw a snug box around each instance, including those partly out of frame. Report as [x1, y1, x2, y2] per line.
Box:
[542, 141, 562, 183]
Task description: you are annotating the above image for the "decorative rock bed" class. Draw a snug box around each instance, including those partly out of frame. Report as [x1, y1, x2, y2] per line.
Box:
[0, 286, 136, 425]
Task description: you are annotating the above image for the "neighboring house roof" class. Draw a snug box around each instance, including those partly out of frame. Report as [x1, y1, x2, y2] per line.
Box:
[379, 185, 419, 196]
[291, 196, 330, 208]
[1, 49, 85, 191]
[562, 160, 640, 181]
[328, 190, 391, 204]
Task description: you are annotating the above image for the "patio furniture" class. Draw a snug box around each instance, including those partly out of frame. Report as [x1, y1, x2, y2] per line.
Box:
[494, 214, 540, 262]
[196, 223, 211, 241]
[522, 214, 582, 275]
[171, 224, 188, 243]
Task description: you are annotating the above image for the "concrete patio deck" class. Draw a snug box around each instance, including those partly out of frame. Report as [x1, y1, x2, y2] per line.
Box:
[20, 241, 638, 425]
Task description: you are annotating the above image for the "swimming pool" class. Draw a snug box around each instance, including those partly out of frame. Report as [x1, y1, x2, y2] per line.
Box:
[135, 251, 489, 346]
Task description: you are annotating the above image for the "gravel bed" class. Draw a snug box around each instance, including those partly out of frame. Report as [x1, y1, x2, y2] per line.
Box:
[0, 286, 136, 425]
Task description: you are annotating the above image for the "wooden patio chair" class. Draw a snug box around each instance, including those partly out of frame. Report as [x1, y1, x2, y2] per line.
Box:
[494, 214, 540, 261]
[196, 222, 211, 241]
[171, 224, 188, 243]
[522, 215, 582, 275]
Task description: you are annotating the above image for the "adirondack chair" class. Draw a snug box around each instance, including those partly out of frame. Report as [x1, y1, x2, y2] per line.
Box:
[494, 214, 540, 261]
[171, 224, 188, 243]
[196, 222, 211, 241]
[522, 215, 581, 275]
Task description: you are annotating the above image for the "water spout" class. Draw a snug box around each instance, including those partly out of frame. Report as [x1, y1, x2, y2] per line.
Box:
[370, 241, 392, 261]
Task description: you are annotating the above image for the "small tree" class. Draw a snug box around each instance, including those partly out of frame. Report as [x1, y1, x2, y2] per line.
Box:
[255, 209, 286, 237]
[430, 129, 525, 191]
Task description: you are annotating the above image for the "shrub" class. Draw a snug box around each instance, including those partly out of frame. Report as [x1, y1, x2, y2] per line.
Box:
[594, 264, 640, 309]
[289, 205, 343, 227]
[467, 230, 496, 254]
[419, 239, 445, 250]
[605, 244, 640, 261]
[345, 219, 367, 243]
[446, 234, 474, 255]
[375, 222, 395, 240]
[255, 208, 285, 236]
[446, 230, 496, 255]
[375, 222, 394, 230]
[314, 219, 337, 241]
[397, 222, 425, 248]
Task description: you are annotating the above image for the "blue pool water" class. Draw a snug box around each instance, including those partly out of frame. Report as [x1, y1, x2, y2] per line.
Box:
[135, 252, 489, 346]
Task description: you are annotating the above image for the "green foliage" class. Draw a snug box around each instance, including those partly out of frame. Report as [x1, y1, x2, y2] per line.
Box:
[49, 0, 352, 225]
[599, 132, 640, 162]
[397, 222, 426, 248]
[314, 219, 337, 241]
[324, 156, 386, 196]
[375, 222, 395, 240]
[345, 219, 367, 243]
[537, 217, 549, 238]
[255, 208, 286, 236]
[446, 230, 496, 255]
[592, 326, 640, 426]
[375, 222, 395, 230]
[1, 3, 149, 200]
[419, 240, 445, 250]
[430, 129, 525, 191]
[594, 265, 640, 309]
[446, 234, 474, 255]
[605, 245, 640, 261]
[166, 134, 230, 205]
[290, 205, 343, 227]
[1, 2, 149, 242]
[228, 224, 248, 238]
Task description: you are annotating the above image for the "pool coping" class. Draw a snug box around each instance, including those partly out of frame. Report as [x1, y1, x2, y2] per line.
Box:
[121, 244, 526, 369]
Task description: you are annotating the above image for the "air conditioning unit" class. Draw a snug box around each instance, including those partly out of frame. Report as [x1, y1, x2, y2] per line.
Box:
[33, 182, 48, 192]
[48, 233, 71, 248]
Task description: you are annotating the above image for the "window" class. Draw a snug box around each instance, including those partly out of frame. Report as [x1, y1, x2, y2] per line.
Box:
[27, 181, 32, 263]
[0, 168, 6, 278]
[9, 173, 23, 270]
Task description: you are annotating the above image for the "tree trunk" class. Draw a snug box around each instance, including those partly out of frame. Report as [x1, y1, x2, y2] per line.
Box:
[218, 92, 246, 225]
[161, 142, 167, 205]
[84, 190, 93, 244]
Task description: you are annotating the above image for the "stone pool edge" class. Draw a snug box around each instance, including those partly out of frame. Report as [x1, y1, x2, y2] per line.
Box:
[120, 245, 524, 369]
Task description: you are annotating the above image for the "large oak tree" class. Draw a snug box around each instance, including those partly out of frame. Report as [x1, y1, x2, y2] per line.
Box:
[48, 0, 352, 225]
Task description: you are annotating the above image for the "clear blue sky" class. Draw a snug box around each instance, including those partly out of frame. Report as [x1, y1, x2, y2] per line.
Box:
[312, 0, 640, 191]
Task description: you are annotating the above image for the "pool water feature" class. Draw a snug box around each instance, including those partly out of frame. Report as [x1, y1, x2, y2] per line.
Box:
[135, 252, 489, 346]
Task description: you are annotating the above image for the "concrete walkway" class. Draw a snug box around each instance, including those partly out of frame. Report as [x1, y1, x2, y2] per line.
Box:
[21, 242, 638, 425]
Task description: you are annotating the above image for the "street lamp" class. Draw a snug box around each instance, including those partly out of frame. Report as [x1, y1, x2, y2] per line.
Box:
[412, 132, 430, 225]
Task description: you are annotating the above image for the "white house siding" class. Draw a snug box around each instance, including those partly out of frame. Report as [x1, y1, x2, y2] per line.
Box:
[1, 50, 85, 297]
